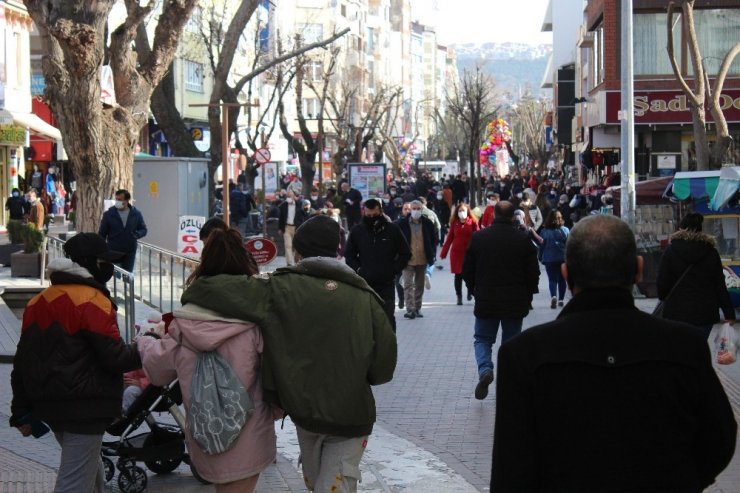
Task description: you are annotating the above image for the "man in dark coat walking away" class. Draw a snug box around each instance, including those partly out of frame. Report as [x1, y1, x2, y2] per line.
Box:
[345, 199, 411, 331]
[491, 215, 737, 492]
[98, 189, 147, 272]
[341, 182, 363, 230]
[462, 201, 539, 399]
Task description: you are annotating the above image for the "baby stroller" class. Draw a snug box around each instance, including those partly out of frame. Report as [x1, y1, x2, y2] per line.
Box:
[101, 378, 207, 493]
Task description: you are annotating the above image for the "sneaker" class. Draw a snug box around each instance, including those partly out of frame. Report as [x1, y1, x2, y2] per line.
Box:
[415, 311, 424, 318]
[475, 370, 494, 400]
[558, 300, 564, 307]
[403, 311, 416, 320]
[550, 296, 557, 309]
[425, 274, 432, 290]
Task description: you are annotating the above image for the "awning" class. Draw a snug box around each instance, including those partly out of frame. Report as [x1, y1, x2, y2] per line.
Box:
[672, 171, 721, 201]
[710, 167, 740, 211]
[10, 110, 62, 141]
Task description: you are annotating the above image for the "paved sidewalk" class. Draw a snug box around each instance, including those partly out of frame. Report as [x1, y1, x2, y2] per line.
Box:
[2, 245, 740, 491]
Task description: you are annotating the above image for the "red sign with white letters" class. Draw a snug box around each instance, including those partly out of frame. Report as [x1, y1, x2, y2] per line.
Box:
[606, 90, 740, 124]
[245, 238, 278, 265]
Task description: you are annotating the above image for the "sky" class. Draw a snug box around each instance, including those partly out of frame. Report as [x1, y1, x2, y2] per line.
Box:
[434, 0, 553, 46]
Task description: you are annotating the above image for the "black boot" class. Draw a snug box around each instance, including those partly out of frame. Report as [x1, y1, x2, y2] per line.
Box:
[457, 294, 463, 305]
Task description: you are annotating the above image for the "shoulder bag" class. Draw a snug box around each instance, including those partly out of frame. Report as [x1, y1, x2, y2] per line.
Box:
[652, 264, 694, 318]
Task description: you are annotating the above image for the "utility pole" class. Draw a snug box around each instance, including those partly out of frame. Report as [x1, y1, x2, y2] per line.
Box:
[620, 0, 636, 227]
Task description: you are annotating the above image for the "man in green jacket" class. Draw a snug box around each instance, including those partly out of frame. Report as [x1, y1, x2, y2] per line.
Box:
[182, 215, 397, 492]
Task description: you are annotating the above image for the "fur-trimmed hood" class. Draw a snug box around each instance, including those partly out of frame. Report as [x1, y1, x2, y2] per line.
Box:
[669, 229, 717, 264]
[670, 229, 716, 246]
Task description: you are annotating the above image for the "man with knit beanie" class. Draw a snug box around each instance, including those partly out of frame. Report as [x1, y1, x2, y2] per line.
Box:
[181, 215, 397, 493]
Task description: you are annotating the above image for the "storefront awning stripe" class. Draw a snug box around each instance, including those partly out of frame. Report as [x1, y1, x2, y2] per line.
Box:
[9, 111, 62, 141]
[673, 176, 720, 201]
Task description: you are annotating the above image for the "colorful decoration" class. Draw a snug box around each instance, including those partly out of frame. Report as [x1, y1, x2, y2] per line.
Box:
[396, 137, 418, 173]
[479, 118, 513, 176]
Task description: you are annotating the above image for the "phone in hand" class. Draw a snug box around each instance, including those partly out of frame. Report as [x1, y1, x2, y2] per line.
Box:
[17, 413, 51, 438]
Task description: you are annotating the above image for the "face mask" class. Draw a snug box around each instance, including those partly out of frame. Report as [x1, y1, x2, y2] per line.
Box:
[12, 192, 19, 197]
[487, 199, 495, 206]
[458, 211, 468, 220]
[437, 193, 443, 200]
[363, 215, 381, 227]
[311, 195, 319, 200]
[516, 193, 523, 199]
[410, 210, 422, 220]
[287, 198, 294, 204]
[382, 198, 389, 204]
[115, 200, 124, 210]
[390, 191, 397, 197]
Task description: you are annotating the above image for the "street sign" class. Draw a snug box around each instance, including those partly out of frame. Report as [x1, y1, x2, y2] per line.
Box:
[245, 237, 278, 265]
[254, 147, 271, 165]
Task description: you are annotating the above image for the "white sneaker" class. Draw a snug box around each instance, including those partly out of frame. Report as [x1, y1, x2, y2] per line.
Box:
[425, 274, 432, 290]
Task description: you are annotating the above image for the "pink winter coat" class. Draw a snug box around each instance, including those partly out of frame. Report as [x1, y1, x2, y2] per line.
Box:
[137, 304, 276, 484]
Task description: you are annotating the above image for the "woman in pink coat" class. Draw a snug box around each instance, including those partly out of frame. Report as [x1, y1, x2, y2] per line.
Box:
[440, 203, 479, 305]
[137, 229, 275, 492]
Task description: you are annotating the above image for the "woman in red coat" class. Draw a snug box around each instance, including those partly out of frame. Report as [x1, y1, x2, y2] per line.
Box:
[441, 203, 479, 305]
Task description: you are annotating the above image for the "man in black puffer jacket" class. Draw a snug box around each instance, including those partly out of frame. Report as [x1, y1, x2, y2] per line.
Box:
[344, 198, 411, 331]
[462, 201, 540, 400]
[10, 233, 141, 493]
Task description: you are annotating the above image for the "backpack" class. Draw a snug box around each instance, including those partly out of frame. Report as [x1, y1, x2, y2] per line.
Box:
[186, 349, 254, 455]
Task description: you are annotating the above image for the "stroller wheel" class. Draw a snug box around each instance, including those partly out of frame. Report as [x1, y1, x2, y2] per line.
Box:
[190, 463, 211, 485]
[102, 456, 114, 482]
[117, 465, 147, 493]
[145, 456, 182, 474]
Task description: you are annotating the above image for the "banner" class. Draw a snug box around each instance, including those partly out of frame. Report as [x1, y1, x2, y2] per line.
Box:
[606, 90, 740, 124]
[177, 215, 205, 259]
[348, 163, 386, 201]
[254, 162, 279, 200]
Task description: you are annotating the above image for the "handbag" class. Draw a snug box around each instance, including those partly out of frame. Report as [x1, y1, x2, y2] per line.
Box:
[652, 264, 693, 318]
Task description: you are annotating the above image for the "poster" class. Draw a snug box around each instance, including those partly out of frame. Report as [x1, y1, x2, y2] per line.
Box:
[254, 162, 279, 200]
[177, 215, 205, 259]
[348, 163, 386, 201]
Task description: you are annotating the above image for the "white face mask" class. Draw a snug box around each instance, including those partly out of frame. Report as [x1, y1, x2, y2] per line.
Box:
[437, 193, 443, 200]
[458, 210, 468, 220]
[410, 210, 422, 220]
[487, 199, 495, 206]
[310, 195, 319, 200]
[115, 200, 125, 210]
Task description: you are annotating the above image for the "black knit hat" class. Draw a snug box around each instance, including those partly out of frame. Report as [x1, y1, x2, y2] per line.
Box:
[293, 215, 340, 259]
[64, 233, 121, 262]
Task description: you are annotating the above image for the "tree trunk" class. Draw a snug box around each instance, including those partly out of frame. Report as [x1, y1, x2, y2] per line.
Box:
[690, 105, 710, 171]
[151, 62, 203, 157]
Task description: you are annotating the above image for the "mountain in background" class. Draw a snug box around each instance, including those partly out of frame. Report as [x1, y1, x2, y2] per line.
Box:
[453, 43, 553, 99]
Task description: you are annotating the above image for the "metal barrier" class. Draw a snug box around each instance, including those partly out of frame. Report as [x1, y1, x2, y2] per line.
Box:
[134, 241, 199, 315]
[45, 236, 138, 343]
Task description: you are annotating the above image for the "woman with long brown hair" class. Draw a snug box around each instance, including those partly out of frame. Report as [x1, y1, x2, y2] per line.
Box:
[441, 203, 480, 305]
[138, 228, 274, 492]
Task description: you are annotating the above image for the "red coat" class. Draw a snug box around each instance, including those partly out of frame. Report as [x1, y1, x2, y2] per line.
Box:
[481, 206, 495, 228]
[441, 218, 479, 274]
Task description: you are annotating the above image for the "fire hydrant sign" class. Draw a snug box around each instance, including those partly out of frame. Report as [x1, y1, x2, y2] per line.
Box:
[178, 216, 205, 259]
[245, 238, 278, 265]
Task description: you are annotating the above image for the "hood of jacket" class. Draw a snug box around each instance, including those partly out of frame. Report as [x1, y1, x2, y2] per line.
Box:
[277, 256, 377, 296]
[669, 229, 716, 264]
[46, 258, 112, 299]
[172, 303, 256, 352]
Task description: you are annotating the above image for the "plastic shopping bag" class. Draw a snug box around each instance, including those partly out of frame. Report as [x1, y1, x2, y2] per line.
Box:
[714, 323, 738, 365]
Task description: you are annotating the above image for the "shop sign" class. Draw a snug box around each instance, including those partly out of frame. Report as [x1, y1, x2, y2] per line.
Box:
[606, 90, 740, 125]
[245, 238, 278, 265]
[0, 125, 26, 145]
[177, 215, 205, 259]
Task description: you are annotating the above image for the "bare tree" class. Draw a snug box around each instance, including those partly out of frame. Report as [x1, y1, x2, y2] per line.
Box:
[446, 67, 498, 206]
[24, 0, 198, 231]
[667, 1, 740, 170]
[509, 93, 549, 170]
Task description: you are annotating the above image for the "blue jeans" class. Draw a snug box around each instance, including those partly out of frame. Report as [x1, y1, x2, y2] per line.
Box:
[474, 317, 523, 377]
[544, 261, 566, 300]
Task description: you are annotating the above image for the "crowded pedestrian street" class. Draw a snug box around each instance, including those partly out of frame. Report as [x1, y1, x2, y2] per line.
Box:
[2, 254, 739, 492]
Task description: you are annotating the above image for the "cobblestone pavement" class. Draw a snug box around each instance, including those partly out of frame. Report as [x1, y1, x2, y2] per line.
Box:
[2, 253, 740, 492]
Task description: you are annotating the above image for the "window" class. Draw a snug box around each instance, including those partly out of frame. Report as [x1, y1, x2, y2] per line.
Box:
[309, 60, 323, 81]
[299, 23, 323, 44]
[186, 6, 201, 33]
[634, 13, 680, 75]
[301, 98, 321, 118]
[592, 25, 604, 85]
[184, 60, 204, 92]
[691, 9, 740, 75]
[368, 60, 375, 89]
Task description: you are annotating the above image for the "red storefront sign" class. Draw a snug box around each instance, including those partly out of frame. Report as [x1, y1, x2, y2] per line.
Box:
[606, 90, 740, 125]
[245, 238, 278, 265]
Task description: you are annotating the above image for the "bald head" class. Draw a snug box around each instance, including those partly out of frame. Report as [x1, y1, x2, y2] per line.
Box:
[494, 201, 515, 223]
[565, 215, 638, 291]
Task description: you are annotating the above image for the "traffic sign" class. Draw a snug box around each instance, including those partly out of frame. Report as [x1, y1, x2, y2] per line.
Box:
[245, 237, 278, 265]
[254, 147, 271, 165]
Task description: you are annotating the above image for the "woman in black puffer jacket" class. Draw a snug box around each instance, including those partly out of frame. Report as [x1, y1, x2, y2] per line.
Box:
[657, 212, 736, 338]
